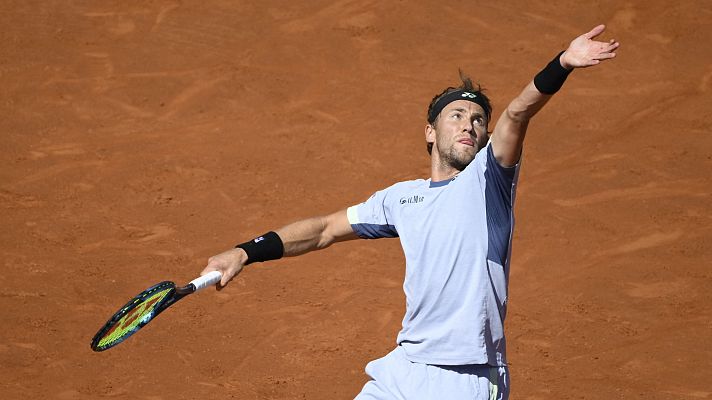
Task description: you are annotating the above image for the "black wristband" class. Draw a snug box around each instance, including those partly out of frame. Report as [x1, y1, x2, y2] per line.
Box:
[235, 231, 284, 265]
[533, 51, 572, 95]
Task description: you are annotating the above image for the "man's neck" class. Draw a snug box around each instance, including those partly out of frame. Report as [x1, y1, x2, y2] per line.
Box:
[430, 159, 462, 183]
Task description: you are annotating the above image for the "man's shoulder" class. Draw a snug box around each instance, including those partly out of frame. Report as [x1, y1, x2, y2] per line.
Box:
[386, 177, 429, 193]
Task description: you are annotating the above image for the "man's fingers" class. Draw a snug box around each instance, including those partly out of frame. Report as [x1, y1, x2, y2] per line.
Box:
[202, 248, 247, 290]
[219, 264, 243, 287]
[598, 40, 619, 51]
[584, 24, 606, 40]
[596, 41, 619, 59]
[595, 52, 616, 60]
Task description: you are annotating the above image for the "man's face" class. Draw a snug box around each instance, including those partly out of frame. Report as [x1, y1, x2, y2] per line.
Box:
[427, 100, 489, 171]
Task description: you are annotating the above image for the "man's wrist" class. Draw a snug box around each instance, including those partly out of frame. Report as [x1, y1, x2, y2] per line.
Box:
[232, 247, 249, 264]
[558, 51, 574, 70]
[235, 231, 284, 265]
[533, 51, 573, 95]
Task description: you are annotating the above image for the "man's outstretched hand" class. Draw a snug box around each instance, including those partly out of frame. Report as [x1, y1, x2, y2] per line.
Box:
[560, 25, 619, 69]
[201, 248, 248, 288]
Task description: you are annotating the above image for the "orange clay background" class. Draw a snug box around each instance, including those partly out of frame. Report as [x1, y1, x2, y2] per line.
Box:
[1, 1, 711, 399]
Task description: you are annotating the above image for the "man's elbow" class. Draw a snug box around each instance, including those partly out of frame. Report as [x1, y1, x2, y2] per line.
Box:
[506, 106, 531, 124]
[316, 234, 334, 250]
[316, 215, 337, 250]
[317, 211, 354, 249]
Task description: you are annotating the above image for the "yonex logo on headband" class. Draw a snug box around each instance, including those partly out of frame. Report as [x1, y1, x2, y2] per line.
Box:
[428, 89, 489, 124]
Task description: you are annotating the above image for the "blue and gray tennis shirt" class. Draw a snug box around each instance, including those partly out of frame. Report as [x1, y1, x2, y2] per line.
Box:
[347, 141, 519, 366]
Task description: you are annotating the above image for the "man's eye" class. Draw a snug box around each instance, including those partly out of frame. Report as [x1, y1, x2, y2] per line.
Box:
[474, 118, 484, 126]
[452, 113, 461, 119]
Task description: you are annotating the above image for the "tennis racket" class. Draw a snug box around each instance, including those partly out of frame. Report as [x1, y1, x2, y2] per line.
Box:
[91, 270, 222, 352]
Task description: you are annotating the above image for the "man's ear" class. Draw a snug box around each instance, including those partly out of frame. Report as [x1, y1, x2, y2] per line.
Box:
[425, 123, 435, 145]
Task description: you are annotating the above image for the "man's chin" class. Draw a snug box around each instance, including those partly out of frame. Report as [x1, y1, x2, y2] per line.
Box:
[440, 148, 476, 171]
[451, 153, 475, 171]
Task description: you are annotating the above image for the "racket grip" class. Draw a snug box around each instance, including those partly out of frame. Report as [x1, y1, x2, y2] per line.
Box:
[189, 271, 222, 292]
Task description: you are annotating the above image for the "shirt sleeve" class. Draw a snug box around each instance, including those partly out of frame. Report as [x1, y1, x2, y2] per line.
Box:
[484, 142, 519, 206]
[346, 187, 399, 239]
[483, 142, 520, 266]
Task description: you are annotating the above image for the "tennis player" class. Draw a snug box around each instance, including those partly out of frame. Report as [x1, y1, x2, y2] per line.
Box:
[201, 25, 619, 399]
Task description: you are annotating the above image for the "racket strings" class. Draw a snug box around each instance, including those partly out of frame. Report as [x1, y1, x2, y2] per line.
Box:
[94, 285, 174, 350]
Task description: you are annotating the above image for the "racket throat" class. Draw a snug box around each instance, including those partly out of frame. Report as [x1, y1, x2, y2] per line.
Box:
[175, 284, 195, 295]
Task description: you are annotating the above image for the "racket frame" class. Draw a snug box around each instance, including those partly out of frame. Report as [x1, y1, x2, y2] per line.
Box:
[90, 271, 221, 352]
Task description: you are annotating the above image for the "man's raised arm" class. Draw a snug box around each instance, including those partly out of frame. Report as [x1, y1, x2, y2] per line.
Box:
[201, 209, 357, 287]
[491, 24, 620, 167]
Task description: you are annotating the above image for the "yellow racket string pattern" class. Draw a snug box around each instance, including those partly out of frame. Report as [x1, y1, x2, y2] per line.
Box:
[97, 287, 173, 348]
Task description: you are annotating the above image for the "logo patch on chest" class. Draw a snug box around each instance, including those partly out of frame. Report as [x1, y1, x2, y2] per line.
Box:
[400, 195, 425, 205]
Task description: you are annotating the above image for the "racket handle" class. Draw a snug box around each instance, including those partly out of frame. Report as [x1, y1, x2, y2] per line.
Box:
[189, 271, 222, 292]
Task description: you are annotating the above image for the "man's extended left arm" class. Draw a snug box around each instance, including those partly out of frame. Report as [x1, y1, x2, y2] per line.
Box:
[491, 24, 620, 167]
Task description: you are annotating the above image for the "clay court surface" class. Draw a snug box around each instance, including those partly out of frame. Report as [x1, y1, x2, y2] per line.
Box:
[2, 1, 711, 399]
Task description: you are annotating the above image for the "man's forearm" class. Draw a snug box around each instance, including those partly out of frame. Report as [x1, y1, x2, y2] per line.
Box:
[491, 52, 574, 166]
[506, 81, 552, 123]
[275, 209, 356, 257]
[491, 80, 554, 166]
[203, 210, 353, 286]
[276, 216, 330, 257]
[231, 217, 329, 266]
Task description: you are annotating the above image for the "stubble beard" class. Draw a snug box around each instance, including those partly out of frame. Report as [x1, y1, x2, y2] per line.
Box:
[439, 144, 476, 172]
